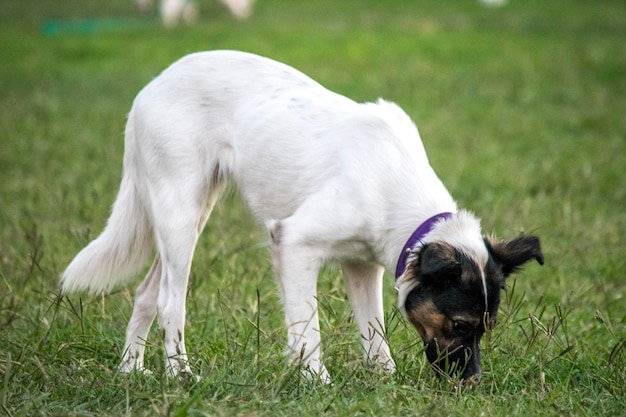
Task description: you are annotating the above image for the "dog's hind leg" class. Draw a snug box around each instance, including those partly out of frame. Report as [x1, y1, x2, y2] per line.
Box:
[341, 261, 396, 373]
[269, 221, 330, 383]
[120, 256, 162, 373]
[150, 175, 225, 377]
[119, 179, 223, 375]
[153, 203, 200, 376]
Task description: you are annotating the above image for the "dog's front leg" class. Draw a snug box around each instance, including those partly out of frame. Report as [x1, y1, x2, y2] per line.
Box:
[270, 229, 330, 383]
[341, 261, 396, 373]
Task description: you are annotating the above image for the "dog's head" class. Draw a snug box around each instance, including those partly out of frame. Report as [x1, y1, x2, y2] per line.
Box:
[398, 215, 543, 383]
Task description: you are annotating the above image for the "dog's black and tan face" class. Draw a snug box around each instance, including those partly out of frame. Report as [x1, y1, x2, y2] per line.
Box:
[403, 235, 543, 383]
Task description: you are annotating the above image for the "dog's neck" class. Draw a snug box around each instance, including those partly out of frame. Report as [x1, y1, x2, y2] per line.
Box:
[394, 212, 454, 280]
[377, 163, 458, 275]
[390, 209, 488, 310]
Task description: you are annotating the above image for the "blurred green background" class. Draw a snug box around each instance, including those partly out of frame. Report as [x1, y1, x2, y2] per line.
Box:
[1, 1, 624, 416]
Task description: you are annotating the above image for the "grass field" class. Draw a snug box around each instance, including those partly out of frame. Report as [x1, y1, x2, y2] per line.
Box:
[1, 0, 625, 415]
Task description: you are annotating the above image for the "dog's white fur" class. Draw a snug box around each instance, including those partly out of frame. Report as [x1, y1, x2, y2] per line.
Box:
[62, 50, 489, 382]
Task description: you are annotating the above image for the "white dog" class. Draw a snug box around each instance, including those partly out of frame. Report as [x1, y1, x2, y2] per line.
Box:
[62, 50, 542, 383]
[136, 0, 255, 26]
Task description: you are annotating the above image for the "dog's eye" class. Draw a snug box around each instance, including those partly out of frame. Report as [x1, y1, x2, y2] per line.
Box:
[453, 321, 474, 336]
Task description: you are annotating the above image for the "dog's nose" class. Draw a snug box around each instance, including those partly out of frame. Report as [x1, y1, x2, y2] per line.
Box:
[460, 372, 482, 387]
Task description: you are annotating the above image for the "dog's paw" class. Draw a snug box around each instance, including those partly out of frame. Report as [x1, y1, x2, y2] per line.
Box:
[302, 359, 331, 384]
[165, 358, 201, 382]
[177, 369, 202, 384]
[369, 353, 396, 374]
[119, 361, 152, 375]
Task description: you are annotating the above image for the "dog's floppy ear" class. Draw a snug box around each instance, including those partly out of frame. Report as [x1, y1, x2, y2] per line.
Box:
[486, 235, 544, 277]
[419, 243, 463, 284]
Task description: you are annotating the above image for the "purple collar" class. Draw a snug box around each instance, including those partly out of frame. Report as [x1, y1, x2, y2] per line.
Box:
[395, 212, 454, 280]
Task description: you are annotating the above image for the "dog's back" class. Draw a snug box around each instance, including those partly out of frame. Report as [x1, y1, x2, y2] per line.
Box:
[128, 50, 437, 222]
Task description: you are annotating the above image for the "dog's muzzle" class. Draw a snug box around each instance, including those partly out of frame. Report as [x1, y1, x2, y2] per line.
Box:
[426, 342, 482, 383]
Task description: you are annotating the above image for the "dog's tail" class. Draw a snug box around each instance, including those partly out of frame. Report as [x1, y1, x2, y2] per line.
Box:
[61, 170, 153, 294]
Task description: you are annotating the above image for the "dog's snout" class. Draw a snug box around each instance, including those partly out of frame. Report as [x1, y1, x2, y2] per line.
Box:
[460, 351, 481, 381]
[460, 372, 482, 387]
[427, 341, 481, 382]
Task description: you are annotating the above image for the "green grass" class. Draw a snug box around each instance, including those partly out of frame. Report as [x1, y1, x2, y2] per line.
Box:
[1, 0, 624, 415]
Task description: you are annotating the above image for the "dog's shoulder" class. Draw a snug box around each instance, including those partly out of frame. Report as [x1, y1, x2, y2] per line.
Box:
[352, 99, 427, 161]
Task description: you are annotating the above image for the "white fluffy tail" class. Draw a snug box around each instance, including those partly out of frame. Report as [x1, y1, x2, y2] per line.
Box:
[61, 173, 153, 294]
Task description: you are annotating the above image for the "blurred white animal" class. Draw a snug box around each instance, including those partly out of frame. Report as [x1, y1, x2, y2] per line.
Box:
[479, 0, 507, 7]
[136, 0, 255, 26]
